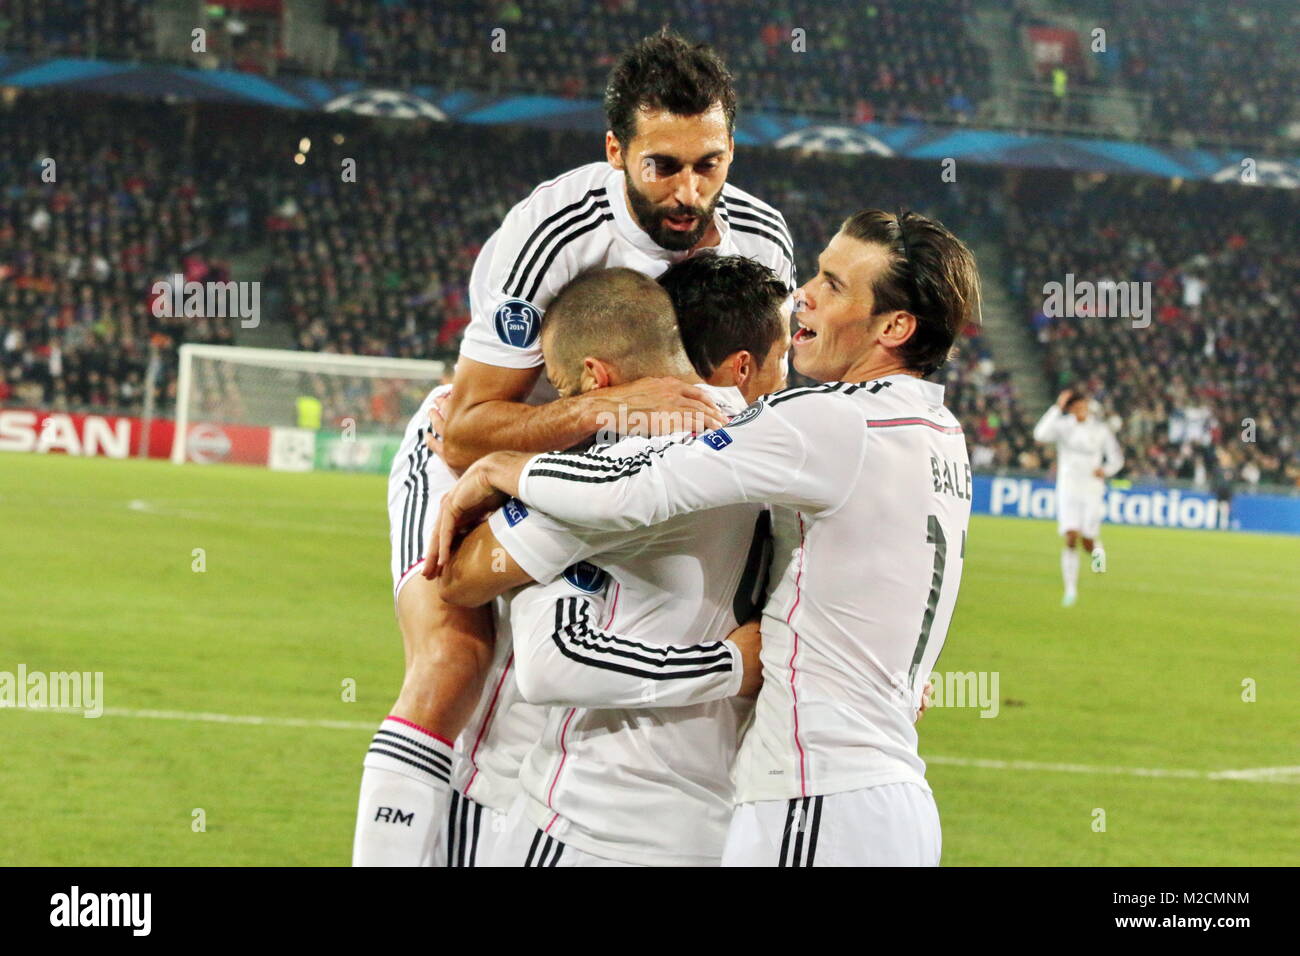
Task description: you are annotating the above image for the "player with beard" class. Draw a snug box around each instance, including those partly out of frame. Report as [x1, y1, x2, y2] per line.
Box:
[353, 30, 794, 865]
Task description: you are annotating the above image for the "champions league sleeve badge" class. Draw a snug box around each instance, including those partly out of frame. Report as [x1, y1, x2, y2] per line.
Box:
[562, 561, 609, 594]
[493, 299, 542, 349]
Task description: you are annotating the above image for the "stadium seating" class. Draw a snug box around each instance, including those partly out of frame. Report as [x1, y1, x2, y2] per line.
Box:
[3, 93, 1295, 488]
[1110, 0, 1298, 147]
[1004, 172, 1299, 487]
[325, 0, 991, 125]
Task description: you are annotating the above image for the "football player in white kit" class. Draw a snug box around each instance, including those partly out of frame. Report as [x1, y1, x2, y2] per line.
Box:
[434, 210, 982, 866]
[1032, 389, 1125, 607]
[353, 31, 794, 865]
[435, 260, 790, 866]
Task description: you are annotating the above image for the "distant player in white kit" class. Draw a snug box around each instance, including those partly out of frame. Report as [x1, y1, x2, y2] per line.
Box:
[1032, 389, 1124, 607]
[434, 210, 982, 866]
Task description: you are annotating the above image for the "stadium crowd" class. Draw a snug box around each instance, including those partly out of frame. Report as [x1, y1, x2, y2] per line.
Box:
[0, 99, 272, 414]
[1108, 0, 1298, 148]
[326, 0, 990, 125]
[4, 1, 1295, 147]
[3, 94, 1295, 488]
[1006, 172, 1299, 488]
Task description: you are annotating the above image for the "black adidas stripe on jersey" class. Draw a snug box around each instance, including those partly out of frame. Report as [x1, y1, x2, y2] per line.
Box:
[529, 436, 689, 484]
[549, 596, 735, 680]
[721, 194, 795, 272]
[766, 381, 854, 407]
[728, 221, 795, 272]
[765, 379, 893, 408]
[722, 194, 792, 241]
[508, 195, 614, 301]
[503, 187, 608, 297]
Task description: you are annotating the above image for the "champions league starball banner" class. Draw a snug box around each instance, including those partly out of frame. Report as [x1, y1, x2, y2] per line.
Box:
[2, 54, 1298, 187]
[973, 475, 1300, 536]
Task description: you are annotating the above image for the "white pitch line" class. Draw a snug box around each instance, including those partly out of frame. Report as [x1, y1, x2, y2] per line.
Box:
[13, 705, 1298, 784]
[925, 754, 1300, 784]
[8, 705, 376, 732]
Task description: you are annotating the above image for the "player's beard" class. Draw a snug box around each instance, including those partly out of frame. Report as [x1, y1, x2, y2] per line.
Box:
[623, 170, 720, 252]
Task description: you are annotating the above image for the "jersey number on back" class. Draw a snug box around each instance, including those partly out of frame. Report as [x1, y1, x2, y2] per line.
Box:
[908, 515, 964, 684]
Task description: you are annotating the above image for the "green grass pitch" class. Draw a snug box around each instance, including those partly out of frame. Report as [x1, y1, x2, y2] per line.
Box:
[1, 453, 1296, 866]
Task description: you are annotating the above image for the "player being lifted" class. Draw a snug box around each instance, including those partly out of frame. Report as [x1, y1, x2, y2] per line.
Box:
[436, 259, 789, 866]
[434, 210, 980, 867]
[353, 30, 794, 865]
[1032, 389, 1124, 607]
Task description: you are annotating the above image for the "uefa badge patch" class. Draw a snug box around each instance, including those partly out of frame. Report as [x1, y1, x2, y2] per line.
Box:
[562, 561, 608, 594]
[493, 299, 542, 349]
[503, 498, 529, 526]
[702, 429, 733, 451]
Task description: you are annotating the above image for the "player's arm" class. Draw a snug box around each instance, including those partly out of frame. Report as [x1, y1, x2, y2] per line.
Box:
[438, 515, 532, 607]
[440, 360, 725, 472]
[1101, 427, 1125, 478]
[441, 500, 763, 706]
[442, 392, 862, 541]
[511, 585, 762, 709]
[1033, 394, 1070, 443]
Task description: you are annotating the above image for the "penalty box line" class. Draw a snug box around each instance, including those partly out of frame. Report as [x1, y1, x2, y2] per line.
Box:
[15, 705, 1300, 785]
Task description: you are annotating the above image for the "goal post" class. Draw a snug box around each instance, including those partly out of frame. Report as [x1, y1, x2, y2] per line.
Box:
[171, 344, 448, 471]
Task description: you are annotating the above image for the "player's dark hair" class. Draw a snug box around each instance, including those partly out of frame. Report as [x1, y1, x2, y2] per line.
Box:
[840, 209, 982, 377]
[658, 255, 787, 378]
[541, 267, 693, 383]
[605, 29, 738, 147]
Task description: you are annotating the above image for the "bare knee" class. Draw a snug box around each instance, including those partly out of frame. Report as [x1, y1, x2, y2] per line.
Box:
[1064, 531, 1079, 549]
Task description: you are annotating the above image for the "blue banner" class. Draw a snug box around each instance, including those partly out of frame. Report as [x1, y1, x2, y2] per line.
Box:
[3, 53, 1297, 188]
[973, 475, 1300, 535]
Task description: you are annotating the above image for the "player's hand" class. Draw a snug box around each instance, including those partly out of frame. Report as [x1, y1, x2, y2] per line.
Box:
[1093, 468, 1106, 479]
[425, 390, 451, 458]
[727, 619, 764, 698]
[586, 377, 727, 437]
[423, 458, 507, 579]
[916, 681, 935, 723]
[1056, 389, 1073, 411]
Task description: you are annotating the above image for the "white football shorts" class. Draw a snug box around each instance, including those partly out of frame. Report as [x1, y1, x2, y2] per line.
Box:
[721, 782, 941, 867]
[1056, 489, 1105, 538]
[388, 385, 457, 598]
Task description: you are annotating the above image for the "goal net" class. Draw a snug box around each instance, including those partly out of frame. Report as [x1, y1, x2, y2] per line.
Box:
[171, 344, 447, 472]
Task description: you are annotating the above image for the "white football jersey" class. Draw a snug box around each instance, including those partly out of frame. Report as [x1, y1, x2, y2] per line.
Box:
[446, 164, 790, 820]
[450, 599, 548, 815]
[515, 375, 973, 804]
[488, 385, 764, 866]
[460, 162, 796, 370]
[1032, 406, 1124, 498]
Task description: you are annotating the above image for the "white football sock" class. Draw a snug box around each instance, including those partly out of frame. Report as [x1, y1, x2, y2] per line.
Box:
[1091, 545, 1106, 572]
[1060, 547, 1079, 596]
[352, 716, 455, 867]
